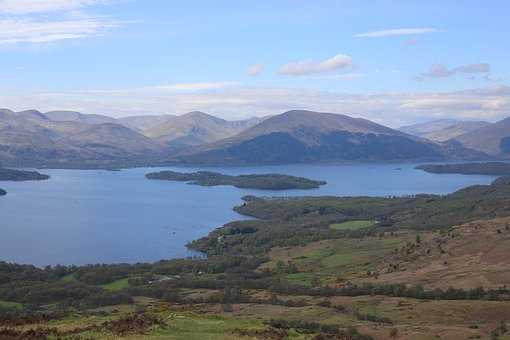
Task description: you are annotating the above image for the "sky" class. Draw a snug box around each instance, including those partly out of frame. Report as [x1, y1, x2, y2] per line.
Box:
[0, 0, 509, 127]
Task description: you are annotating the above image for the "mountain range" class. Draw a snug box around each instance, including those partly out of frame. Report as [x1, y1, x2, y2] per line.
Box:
[401, 117, 510, 157]
[172, 110, 486, 164]
[399, 119, 490, 142]
[0, 108, 502, 167]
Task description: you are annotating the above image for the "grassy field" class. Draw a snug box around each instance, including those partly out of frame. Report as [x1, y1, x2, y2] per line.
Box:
[261, 231, 413, 285]
[100, 278, 131, 291]
[0, 300, 22, 310]
[330, 220, 375, 231]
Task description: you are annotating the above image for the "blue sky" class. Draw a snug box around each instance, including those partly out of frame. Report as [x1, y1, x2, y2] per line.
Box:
[0, 0, 509, 126]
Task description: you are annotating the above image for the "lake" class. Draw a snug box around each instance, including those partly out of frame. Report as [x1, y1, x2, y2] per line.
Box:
[0, 163, 497, 266]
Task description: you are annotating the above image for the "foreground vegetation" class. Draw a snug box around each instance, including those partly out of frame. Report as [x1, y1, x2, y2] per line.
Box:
[146, 170, 326, 190]
[417, 162, 510, 176]
[3, 177, 510, 338]
[0, 167, 50, 181]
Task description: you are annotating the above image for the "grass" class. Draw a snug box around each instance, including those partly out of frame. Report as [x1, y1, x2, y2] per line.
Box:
[61, 273, 77, 282]
[330, 220, 375, 231]
[263, 232, 414, 284]
[100, 278, 131, 291]
[0, 300, 22, 310]
[285, 272, 315, 286]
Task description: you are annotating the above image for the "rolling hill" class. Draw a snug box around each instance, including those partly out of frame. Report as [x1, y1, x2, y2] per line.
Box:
[399, 119, 490, 142]
[174, 110, 487, 164]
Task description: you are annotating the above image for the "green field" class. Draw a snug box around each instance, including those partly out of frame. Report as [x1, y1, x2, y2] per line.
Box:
[0, 300, 22, 310]
[100, 278, 131, 291]
[330, 220, 375, 231]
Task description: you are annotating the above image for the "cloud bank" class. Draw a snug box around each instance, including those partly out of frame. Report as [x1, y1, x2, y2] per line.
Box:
[420, 63, 491, 79]
[1, 84, 508, 127]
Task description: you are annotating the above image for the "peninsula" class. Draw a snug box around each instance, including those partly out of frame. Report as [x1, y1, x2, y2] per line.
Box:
[0, 168, 50, 181]
[416, 162, 510, 176]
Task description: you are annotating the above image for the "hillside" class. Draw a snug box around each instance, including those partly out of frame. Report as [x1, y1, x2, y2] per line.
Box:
[143, 111, 264, 147]
[455, 117, 510, 156]
[359, 217, 510, 290]
[399, 119, 490, 142]
[118, 114, 176, 132]
[174, 110, 486, 164]
[44, 110, 118, 125]
[65, 123, 165, 159]
[0, 109, 166, 167]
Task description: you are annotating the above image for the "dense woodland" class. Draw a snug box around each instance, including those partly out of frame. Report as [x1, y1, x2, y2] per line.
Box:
[146, 170, 326, 190]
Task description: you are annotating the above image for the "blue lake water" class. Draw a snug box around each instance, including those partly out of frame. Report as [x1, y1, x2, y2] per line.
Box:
[0, 163, 497, 266]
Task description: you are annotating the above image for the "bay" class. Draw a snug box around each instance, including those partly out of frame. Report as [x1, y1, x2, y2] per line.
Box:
[0, 163, 496, 266]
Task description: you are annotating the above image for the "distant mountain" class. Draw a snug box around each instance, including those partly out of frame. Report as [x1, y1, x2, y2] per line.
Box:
[118, 115, 176, 132]
[399, 119, 490, 142]
[0, 108, 489, 167]
[65, 123, 165, 159]
[45, 110, 118, 125]
[143, 111, 265, 147]
[454, 117, 510, 156]
[174, 110, 486, 164]
[0, 109, 166, 167]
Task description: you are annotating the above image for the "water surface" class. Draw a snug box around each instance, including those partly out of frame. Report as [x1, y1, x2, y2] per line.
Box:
[0, 163, 496, 266]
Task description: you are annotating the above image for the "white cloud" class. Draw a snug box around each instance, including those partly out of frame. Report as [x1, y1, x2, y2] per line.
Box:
[247, 63, 264, 76]
[420, 63, 491, 79]
[356, 28, 439, 38]
[2, 85, 509, 126]
[279, 54, 352, 76]
[0, 0, 108, 14]
[0, 18, 119, 44]
[0, 0, 120, 44]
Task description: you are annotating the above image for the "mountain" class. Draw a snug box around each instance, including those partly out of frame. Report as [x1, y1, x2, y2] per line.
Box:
[143, 111, 265, 147]
[45, 110, 118, 125]
[65, 123, 165, 159]
[399, 119, 490, 142]
[0, 109, 166, 167]
[118, 114, 176, 132]
[454, 117, 510, 156]
[174, 110, 486, 164]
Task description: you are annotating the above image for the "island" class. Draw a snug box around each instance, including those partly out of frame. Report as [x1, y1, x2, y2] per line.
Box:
[145, 170, 326, 190]
[0, 168, 50, 181]
[0, 188, 6, 196]
[416, 162, 510, 176]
